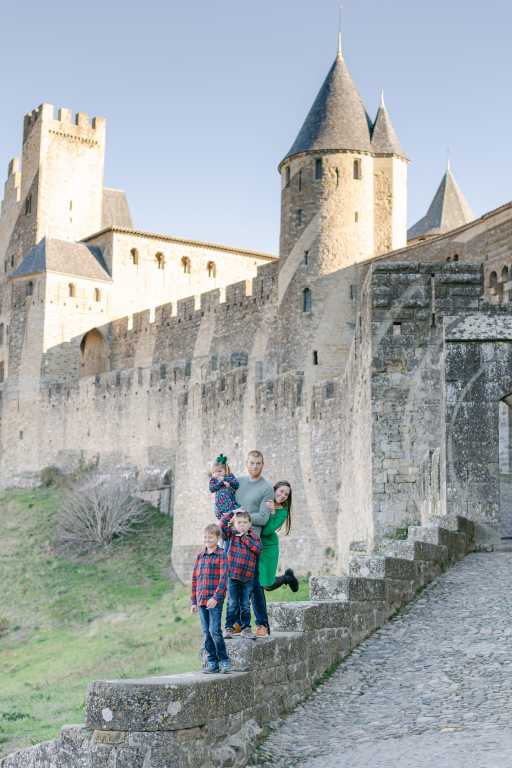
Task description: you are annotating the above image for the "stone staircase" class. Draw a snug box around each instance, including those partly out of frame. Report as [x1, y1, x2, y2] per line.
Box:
[1, 516, 475, 768]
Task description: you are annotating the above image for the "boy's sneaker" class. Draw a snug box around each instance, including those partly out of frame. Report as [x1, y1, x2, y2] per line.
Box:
[203, 662, 220, 674]
[223, 628, 235, 639]
[220, 660, 232, 674]
[284, 568, 299, 593]
[240, 627, 256, 640]
[255, 625, 269, 638]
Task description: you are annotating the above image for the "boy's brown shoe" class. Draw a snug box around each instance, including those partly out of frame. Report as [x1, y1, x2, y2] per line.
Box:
[232, 623, 241, 634]
[255, 625, 269, 638]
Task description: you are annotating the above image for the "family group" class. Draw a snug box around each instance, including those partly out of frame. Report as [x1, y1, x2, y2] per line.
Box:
[190, 450, 298, 674]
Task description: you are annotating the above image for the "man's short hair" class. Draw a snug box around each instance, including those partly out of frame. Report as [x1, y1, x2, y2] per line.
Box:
[234, 509, 252, 522]
[247, 449, 264, 461]
[204, 523, 221, 537]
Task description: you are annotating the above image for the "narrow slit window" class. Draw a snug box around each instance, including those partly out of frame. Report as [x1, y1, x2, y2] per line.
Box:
[353, 159, 362, 180]
[354, 211, 359, 223]
[314, 157, 323, 180]
[285, 165, 290, 187]
[155, 252, 165, 270]
[94, 288, 101, 302]
[304, 250, 309, 266]
[297, 209, 303, 226]
[313, 350, 319, 365]
[131, 248, 139, 265]
[303, 287, 312, 312]
[182, 256, 191, 274]
[24, 195, 32, 215]
[298, 170, 302, 191]
[207, 260, 216, 278]
[68, 283, 76, 298]
[335, 167, 339, 187]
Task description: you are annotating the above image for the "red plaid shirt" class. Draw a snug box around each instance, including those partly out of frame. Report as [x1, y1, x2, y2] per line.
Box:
[220, 512, 262, 582]
[191, 546, 227, 607]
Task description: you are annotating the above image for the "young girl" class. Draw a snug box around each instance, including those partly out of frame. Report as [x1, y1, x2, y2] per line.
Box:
[209, 454, 240, 519]
[259, 481, 299, 592]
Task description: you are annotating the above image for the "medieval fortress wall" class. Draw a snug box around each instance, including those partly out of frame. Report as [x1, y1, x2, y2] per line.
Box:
[1, 47, 512, 580]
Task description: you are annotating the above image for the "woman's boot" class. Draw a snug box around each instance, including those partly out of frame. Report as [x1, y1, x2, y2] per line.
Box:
[264, 575, 286, 591]
[284, 568, 299, 592]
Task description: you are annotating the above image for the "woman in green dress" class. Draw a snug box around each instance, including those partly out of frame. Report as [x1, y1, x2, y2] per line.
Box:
[259, 481, 299, 593]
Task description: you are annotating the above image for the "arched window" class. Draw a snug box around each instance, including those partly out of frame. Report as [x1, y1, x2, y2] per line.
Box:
[68, 283, 76, 298]
[453, 254, 459, 262]
[130, 248, 139, 265]
[155, 252, 165, 270]
[94, 287, 101, 302]
[353, 158, 362, 180]
[207, 261, 216, 278]
[181, 256, 191, 274]
[489, 271, 498, 289]
[303, 287, 312, 313]
[502, 266, 509, 282]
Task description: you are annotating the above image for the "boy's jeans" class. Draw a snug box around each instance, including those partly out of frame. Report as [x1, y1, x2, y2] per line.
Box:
[198, 602, 228, 665]
[226, 578, 253, 630]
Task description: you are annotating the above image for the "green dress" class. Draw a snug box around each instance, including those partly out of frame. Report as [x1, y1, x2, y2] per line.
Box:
[259, 506, 288, 588]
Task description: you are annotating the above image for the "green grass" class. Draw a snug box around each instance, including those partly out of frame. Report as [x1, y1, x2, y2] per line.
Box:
[0, 488, 308, 757]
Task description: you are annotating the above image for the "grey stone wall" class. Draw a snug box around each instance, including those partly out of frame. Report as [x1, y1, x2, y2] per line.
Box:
[0, 515, 475, 768]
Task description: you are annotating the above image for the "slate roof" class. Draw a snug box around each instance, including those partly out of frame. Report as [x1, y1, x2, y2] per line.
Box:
[9, 238, 111, 281]
[282, 51, 373, 163]
[371, 95, 406, 157]
[407, 165, 474, 240]
[102, 188, 133, 229]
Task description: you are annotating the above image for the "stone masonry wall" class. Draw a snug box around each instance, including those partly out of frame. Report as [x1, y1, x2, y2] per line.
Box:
[0, 515, 475, 768]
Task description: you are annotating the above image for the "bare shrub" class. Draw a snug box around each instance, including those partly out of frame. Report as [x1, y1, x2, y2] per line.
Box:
[56, 480, 148, 552]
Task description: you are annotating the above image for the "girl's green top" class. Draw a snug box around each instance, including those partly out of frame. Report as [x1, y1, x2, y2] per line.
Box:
[259, 506, 288, 588]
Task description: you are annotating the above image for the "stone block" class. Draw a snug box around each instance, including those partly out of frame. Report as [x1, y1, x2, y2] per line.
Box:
[268, 601, 351, 632]
[228, 632, 307, 672]
[387, 540, 449, 564]
[349, 555, 419, 582]
[309, 575, 386, 602]
[408, 525, 466, 561]
[86, 672, 254, 732]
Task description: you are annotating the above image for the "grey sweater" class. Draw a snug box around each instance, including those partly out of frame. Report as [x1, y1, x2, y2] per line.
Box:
[235, 475, 274, 537]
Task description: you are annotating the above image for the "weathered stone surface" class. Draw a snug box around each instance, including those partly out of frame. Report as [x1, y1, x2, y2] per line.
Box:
[86, 673, 253, 732]
[387, 540, 449, 564]
[309, 576, 386, 602]
[267, 601, 352, 633]
[349, 555, 419, 581]
[408, 525, 466, 561]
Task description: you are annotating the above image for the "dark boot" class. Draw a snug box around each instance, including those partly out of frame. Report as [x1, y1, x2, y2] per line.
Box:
[264, 575, 286, 592]
[284, 568, 299, 593]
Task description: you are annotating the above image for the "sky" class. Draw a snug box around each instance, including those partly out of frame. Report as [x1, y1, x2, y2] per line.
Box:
[0, 0, 509, 254]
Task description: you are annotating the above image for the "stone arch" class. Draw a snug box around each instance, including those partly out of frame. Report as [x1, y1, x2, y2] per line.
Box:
[80, 328, 108, 378]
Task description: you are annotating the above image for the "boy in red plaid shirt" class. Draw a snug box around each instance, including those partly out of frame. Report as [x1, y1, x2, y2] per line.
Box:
[220, 509, 262, 640]
[190, 523, 231, 673]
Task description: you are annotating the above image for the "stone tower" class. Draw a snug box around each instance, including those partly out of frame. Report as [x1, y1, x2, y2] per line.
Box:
[8, 104, 106, 269]
[277, 44, 407, 378]
[407, 161, 473, 241]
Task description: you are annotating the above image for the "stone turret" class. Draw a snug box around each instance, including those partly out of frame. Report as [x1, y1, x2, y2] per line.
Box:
[408, 162, 473, 241]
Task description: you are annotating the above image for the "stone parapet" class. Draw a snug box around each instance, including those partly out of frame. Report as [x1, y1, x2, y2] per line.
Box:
[0, 515, 475, 768]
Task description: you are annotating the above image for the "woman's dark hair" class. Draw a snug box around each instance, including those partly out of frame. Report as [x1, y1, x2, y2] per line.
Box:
[274, 481, 292, 535]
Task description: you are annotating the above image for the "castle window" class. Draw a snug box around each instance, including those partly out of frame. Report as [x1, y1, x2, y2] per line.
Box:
[325, 382, 335, 399]
[10, 255, 14, 268]
[207, 260, 216, 278]
[68, 283, 76, 298]
[489, 271, 498, 289]
[354, 211, 359, 223]
[446, 256, 452, 262]
[0, 362, 4, 382]
[26, 281, 34, 297]
[130, 248, 139, 265]
[155, 252, 165, 270]
[393, 322, 402, 336]
[453, 254, 459, 262]
[285, 166, 290, 187]
[94, 287, 101, 302]
[69, 200, 73, 211]
[502, 266, 509, 282]
[298, 170, 302, 191]
[0, 324, 4, 345]
[3, 261, 7, 273]
[304, 250, 309, 266]
[303, 287, 312, 313]
[297, 209, 303, 226]
[24, 195, 32, 215]
[314, 158, 323, 180]
[182, 256, 191, 274]
[313, 350, 319, 366]
[353, 159, 362, 180]
[335, 167, 340, 187]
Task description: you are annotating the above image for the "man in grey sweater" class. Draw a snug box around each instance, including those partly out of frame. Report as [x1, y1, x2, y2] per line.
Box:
[235, 450, 274, 636]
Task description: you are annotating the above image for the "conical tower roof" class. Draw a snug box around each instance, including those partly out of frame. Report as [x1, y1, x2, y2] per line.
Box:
[371, 94, 406, 157]
[407, 164, 473, 240]
[282, 50, 372, 163]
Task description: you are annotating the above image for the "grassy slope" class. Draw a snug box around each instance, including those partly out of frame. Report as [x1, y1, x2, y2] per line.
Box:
[0, 488, 308, 757]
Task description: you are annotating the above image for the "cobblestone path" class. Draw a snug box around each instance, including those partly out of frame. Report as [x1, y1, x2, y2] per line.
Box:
[254, 553, 512, 768]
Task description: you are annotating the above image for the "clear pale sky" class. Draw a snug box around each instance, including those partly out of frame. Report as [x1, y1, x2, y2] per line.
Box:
[0, 0, 509, 254]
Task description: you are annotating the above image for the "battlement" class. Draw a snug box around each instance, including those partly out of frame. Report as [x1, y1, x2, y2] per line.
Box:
[23, 103, 106, 144]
